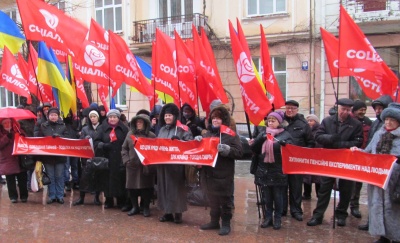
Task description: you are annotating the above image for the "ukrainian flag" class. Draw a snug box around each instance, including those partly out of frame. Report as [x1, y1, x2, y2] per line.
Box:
[37, 42, 74, 117]
[0, 11, 25, 54]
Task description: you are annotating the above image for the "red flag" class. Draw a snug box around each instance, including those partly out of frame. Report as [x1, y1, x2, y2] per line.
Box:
[0, 46, 32, 104]
[152, 29, 180, 106]
[174, 30, 197, 110]
[17, 53, 29, 80]
[89, 18, 109, 52]
[176, 120, 189, 132]
[260, 25, 285, 110]
[98, 84, 109, 113]
[338, 5, 398, 95]
[108, 31, 156, 109]
[109, 128, 117, 142]
[228, 20, 272, 125]
[17, 0, 88, 59]
[74, 75, 89, 109]
[220, 124, 236, 136]
[267, 134, 274, 141]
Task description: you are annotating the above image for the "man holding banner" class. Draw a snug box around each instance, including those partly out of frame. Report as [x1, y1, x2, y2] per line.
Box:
[307, 98, 363, 227]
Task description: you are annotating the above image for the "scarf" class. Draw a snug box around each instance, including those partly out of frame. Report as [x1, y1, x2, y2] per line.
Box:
[376, 131, 396, 154]
[262, 127, 284, 163]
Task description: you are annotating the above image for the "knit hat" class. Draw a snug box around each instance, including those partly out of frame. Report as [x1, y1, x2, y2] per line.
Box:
[352, 100, 367, 112]
[43, 102, 52, 108]
[267, 111, 283, 124]
[209, 99, 222, 111]
[48, 107, 60, 116]
[306, 114, 320, 123]
[88, 110, 99, 118]
[381, 103, 400, 124]
[106, 109, 121, 118]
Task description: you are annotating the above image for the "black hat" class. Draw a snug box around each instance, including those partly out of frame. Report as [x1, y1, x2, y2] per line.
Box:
[48, 107, 60, 116]
[285, 100, 299, 107]
[98, 105, 106, 111]
[43, 102, 52, 108]
[352, 100, 367, 112]
[336, 98, 354, 107]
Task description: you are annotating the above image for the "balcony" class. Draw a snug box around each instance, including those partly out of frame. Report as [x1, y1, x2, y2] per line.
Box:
[132, 13, 210, 44]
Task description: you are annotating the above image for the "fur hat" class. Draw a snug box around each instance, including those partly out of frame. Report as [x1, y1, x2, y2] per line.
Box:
[208, 105, 231, 127]
[48, 107, 60, 116]
[306, 114, 320, 123]
[159, 103, 180, 127]
[106, 109, 121, 118]
[88, 110, 99, 118]
[380, 103, 400, 124]
[352, 100, 367, 112]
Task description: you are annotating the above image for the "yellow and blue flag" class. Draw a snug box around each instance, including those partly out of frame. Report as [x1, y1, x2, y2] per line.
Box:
[37, 42, 74, 117]
[0, 11, 25, 54]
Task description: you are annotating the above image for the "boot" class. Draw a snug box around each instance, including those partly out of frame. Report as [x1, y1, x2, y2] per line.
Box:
[174, 213, 183, 224]
[94, 192, 101, 206]
[374, 236, 391, 243]
[260, 218, 273, 228]
[219, 215, 231, 236]
[273, 217, 282, 230]
[141, 188, 152, 217]
[104, 197, 114, 209]
[127, 207, 140, 216]
[200, 216, 220, 230]
[73, 192, 85, 206]
[127, 190, 139, 216]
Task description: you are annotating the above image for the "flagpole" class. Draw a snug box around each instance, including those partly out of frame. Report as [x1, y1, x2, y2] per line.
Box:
[107, 30, 112, 110]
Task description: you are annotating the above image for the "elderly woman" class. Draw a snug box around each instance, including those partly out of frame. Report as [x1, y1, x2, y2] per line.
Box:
[157, 103, 193, 224]
[196, 105, 242, 236]
[38, 107, 68, 204]
[351, 103, 400, 243]
[121, 114, 156, 217]
[73, 110, 102, 206]
[0, 118, 28, 203]
[94, 109, 129, 209]
[251, 111, 293, 230]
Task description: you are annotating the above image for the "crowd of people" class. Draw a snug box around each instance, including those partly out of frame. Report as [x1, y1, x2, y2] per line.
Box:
[0, 96, 399, 241]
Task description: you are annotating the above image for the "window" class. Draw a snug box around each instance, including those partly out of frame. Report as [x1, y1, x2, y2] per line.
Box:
[5, 10, 17, 22]
[159, 0, 193, 23]
[53, 0, 66, 12]
[252, 56, 287, 99]
[114, 83, 126, 106]
[248, 0, 286, 16]
[0, 87, 18, 107]
[95, 0, 122, 33]
[357, 0, 387, 12]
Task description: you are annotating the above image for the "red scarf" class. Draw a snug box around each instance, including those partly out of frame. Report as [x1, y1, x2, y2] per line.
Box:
[109, 128, 117, 142]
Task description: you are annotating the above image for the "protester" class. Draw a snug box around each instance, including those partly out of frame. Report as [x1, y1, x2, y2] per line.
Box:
[283, 100, 315, 221]
[157, 103, 193, 224]
[73, 110, 102, 206]
[98, 105, 107, 124]
[34, 102, 51, 137]
[307, 98, 363, 227]
[37, 107, 69, 204]
[63, 111, 81, 191]
[180, 103, 205, 137]
[197, 105, 242, 235]
[0, 118, 28, 203]
[150, 105, 162, 136]
[121, 114, 156, 217]
[251, 111, 293, 230]
[302, 114, 321, 200]
[94, 109, 129, 209]
[351, 102, 400, 243]
[349, 100, 372, 219]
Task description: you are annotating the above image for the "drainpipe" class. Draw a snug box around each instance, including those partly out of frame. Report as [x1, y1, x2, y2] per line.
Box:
[319, 0, 326, 119]
[309, 0, 314, 114]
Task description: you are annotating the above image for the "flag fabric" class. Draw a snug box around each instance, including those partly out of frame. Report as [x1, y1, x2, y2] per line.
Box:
[174, 30, 197, 110]
[176, 120, 189, 132]
[17, 0, 88, 60]
[260, 25, 285, 110]
[0, 46, 32, 104]
[67, 56, 89, 109]
[108, 31, 156, 109]
[228, 20, 272, 125]
[89, 18, 109, 52]
[17, 53, 29, 81]
[98, 84, 110, 113]
[0, 11, 25, 54]
[267, 134, 274, 141]
[338, 5, 398, 96]
[37, 42, 74, 117]
[220, 124, 236, 136]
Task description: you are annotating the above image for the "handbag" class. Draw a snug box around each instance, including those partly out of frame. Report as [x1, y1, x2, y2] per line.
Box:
[41, 170, 51, 186]
[19, 155, 36, 170]
[250, 154, 258, 175]
[87, 157, 109, 171]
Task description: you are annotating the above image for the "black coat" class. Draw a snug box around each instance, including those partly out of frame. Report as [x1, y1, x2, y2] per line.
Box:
[315, 115, 363, 149]
[94, 119, 128, 197]
[251, 130, 293, 186]
[284, 114, 315, 148]
[37, 119, 68, 164]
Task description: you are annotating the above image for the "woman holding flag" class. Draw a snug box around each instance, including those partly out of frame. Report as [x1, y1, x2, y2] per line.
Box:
[195, 105, 242, 236]
[251, 111, 293, 230]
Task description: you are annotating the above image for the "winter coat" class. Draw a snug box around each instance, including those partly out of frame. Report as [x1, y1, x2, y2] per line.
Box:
[284, 113, 315, 148]
[315, 115, 363, 149]
[37, 119, 68, 164]
[156, 103, 193, 213]
[94, 119, 129, 197]
[180, 103, 205, 137]
[200, 106, 243, 196]
[251, 129, 293, 187]
[150, 105, 162, 136]
[0, 127, 22, 175]
[121, 115, 156, 189]
[303, 123, 322, 185]
[364, 126, 400, 242]
[351, 114, 372, 149]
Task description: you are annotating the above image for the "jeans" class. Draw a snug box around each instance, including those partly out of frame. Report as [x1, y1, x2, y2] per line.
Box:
[264, 185, 285, 220]
[45, 163, 65, 200]
[6, 172, 28, 200]
[64, 157, 79, 184]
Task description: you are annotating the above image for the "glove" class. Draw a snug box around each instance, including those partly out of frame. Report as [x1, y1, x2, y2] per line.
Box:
[194, 136, 203, 142]
[171, 135, 180, 140]
[7, 132, 13, 139]
[97, 142, 104, 150]
[85, 135, 91, 139]
[278, 140, 287, 146]
[52, 133, 60, 138]
[331, 134, 341, 143]
[196, 126, 204, 133]
[218, 144, 230, 157]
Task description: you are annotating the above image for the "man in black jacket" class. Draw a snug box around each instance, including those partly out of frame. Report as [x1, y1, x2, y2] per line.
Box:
[283, 100, 315, 221]
[307, 98, 363, 227]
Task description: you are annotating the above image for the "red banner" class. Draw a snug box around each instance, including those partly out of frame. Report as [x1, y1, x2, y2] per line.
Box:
[134, 137, 219, 167]
[281, 144, 396, 189]
[12, 133, 94, 158]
